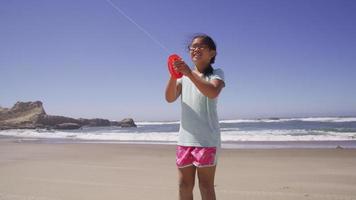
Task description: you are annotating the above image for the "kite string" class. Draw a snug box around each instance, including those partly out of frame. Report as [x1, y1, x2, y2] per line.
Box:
[106, 0, 171, 54]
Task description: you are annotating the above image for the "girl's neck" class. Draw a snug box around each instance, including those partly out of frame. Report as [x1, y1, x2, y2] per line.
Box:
[194, 62, 210, 73]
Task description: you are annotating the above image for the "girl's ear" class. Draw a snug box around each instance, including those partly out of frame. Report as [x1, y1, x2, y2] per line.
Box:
[210, 50, 217, 58]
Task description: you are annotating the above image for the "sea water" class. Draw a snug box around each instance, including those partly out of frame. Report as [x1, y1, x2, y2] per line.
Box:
[1, 117, 356, 148]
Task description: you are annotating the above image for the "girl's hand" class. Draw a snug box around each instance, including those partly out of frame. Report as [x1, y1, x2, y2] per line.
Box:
[173, 60, 192, 76]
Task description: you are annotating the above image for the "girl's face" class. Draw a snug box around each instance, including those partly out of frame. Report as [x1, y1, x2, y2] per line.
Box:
[189, 38, 216, 66]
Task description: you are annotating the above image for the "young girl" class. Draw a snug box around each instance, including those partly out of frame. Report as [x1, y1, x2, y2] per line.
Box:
[165, 34, 225, 200]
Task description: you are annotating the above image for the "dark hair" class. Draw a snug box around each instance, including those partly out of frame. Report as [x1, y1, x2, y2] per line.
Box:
[188, 34, 217, 76]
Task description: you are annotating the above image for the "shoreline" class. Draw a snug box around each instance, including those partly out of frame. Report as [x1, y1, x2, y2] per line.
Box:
[1, 135, 356, 149]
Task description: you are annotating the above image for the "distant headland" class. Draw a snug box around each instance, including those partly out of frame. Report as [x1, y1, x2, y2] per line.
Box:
[0, 101, 136, 130]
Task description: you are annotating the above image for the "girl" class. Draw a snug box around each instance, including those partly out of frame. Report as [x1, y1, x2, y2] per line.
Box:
[165, 34, 225, 200]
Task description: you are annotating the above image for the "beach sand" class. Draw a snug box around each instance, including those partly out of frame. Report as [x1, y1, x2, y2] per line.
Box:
[0, 138, 356, 200]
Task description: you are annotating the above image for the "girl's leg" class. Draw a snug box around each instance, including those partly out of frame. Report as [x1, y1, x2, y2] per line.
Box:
[197, 166, 216, 200]
[178, 165, 196, 200]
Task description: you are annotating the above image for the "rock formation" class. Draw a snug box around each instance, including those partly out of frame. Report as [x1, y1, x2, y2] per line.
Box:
[119, 118, 137, 127]
[0, 101, 45, 129]
[0, 101, 136, 130]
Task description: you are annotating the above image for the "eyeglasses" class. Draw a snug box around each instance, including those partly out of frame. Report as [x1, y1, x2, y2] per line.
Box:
[188, 45, 208, 52]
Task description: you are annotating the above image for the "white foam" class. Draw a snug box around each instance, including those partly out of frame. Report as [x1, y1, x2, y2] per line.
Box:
[1, 129, 355, 142]
[297, 117, 356, 122]
[220, 117, 356, 123]
[220, 119, 294, 123]
[221, 129, 356, 141]
[220, 127, 240, 131]
[0, 129, 178, 142]
[136, 121, 180, 126]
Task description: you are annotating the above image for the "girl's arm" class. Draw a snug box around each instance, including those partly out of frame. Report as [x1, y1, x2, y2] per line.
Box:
[186, 71, 225, 99]
[173, 60, 224, 99]
[165, 77, 182, 103]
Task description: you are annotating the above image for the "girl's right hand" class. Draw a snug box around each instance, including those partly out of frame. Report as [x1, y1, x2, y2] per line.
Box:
[173, 60, 192, 76]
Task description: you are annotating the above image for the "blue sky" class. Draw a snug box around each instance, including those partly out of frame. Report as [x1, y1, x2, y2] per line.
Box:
[1, 0, 355, 121]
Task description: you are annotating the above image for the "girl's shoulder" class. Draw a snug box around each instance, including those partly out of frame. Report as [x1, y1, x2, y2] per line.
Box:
[209, 68, 225, 81]
[213, 67, 223, 72]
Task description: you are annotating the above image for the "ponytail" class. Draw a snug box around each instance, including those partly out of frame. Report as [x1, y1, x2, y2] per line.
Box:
[203, 65, 214, 76]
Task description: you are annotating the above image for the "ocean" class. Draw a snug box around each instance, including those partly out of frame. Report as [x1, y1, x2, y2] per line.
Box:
[1, 117, 356, 148]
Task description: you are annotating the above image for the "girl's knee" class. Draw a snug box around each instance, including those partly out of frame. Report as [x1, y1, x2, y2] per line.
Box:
[198, 180, 214, 192]
[179, 179, 195, 192]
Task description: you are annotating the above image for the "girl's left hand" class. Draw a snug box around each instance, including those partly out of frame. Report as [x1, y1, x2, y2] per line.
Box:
[173, 60, 191, 76]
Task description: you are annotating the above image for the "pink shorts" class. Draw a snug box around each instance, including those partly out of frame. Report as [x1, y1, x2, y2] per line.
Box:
[176, 146, 218, 168]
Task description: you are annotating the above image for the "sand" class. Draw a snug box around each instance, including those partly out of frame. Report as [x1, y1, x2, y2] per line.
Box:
[0, 138, 356, 200]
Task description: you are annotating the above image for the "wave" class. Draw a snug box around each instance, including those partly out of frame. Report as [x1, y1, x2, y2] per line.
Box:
[0, 129, 179, 142]
[222, 129, 356, 141]
[1, 128, 355, 142]
[296, 117, 356, 122]
[220, 117, 356, 123]
[136, 121, 180, 126]
[132, 117, 356, 126]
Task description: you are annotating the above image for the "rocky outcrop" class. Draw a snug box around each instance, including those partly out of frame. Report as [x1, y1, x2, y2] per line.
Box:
[38, 115, 81, 127]
[79, 118, 111, 127]
[119, 118, 137, 127]
[0, 101, 137, 130]
[108, 118, 136, 127]
[0, 101, 46, 129]
[110, 121, 120, 126]
[55, 123, 82, 130]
